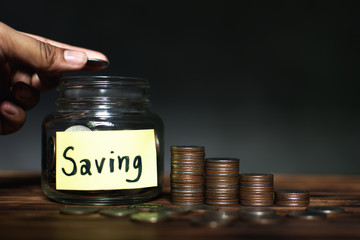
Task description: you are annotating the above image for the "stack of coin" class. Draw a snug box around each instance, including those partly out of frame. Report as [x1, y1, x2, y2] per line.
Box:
[275, 189, 310, 207]
[170, 146, 205, 205]
[205, 158, 240, 206]
[239, 173, 274, 206]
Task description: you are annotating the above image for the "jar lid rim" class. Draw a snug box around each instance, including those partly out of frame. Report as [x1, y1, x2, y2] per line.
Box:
[60, 76, 148, 85]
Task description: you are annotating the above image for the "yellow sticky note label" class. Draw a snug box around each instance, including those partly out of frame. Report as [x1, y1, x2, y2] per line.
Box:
[56, 129, 158, 190]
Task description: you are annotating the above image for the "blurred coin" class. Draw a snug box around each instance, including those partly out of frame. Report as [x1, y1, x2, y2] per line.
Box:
[275, 189, 309, 196]
[60, 207, 99, 215]
[276, 202, 309, 207]
[182, 204, 218, 213]
[203, 210, 241, 221]
[65, 125, 91, 132]
[191, 215, 233, 228]
[155, 207, 188, 217]
[275, 189, 310, 206]
[130, 212, 169, 223]
[206, 200, 239, 206]
[240, 173, 273, 178]
[171, 146, 205, 152]
[128, 203, 163, 212]
[287, 210, 327, 220]
[306, 206, 345, 215]
[243, 214, 282, 224]
[239, 202, 274, 206]
[239, 207, 277, 217]
[100, 208, 138, 217]
[171, 201, 204, 206]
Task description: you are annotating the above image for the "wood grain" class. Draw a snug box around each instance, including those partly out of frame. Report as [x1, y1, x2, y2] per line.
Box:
[1, 171, 360, 240]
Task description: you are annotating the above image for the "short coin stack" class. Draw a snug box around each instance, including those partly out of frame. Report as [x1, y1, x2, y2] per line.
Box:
[170, 146, 205, 205]
[239, 173, 274, 206]
[205, 158, 240, 206]
[275, 189, 310, 207]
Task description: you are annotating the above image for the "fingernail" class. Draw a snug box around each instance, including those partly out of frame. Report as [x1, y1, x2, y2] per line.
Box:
[64, 50, 87, 65]
[3, 102, 19, 116]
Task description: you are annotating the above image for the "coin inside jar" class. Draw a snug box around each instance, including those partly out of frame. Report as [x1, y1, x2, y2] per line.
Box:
[64, 125, 92, 132]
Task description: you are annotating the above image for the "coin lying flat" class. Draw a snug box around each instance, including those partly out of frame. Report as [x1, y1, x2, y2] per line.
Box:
[203, 210, 242, 221]
[60, 207, 99, 215]
[127, 203, 163, 212]
[182, 204, 219, 213]
[99, 208, 138, 217]
[239, 207, 277, 217]
[154, 207, 188, 217]
[130, 212, 169, 223]
[191, 215, 233, 228]
[287, 210, 327, 220]
[306, 206, 345, 215]
[243, 214, 282, 224]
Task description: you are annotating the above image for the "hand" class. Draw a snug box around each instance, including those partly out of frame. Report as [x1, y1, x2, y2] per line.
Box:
[0, 22, 109, 135]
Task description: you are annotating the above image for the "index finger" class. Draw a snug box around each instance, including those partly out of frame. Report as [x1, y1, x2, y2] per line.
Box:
[21, 32, 109, 63]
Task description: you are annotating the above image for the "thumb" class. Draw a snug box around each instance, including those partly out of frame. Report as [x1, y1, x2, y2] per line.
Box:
[0, 22, 87, 72]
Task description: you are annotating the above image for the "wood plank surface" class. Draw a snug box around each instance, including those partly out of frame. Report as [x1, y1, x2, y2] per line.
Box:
[1, 171, 360, 240]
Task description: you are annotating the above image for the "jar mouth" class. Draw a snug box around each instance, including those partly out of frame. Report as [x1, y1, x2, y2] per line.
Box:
[56, 76, 151, 111]
[60, 76, 149, 88]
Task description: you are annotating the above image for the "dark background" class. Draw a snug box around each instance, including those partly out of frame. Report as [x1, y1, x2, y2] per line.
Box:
[0, 0, 359, 174]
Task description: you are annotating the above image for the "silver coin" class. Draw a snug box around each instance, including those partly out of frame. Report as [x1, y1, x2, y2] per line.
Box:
[287, 210, 327, 220]
[128, 203, 163, 212]
[306, 206, 345, 215]
[182, 204, 219, 213]
[60, 207, 99, 215]
[191, 215, 233, 228]
[130, 212, 169, 223]
[65, 125, 92, 132]
[99, 208, 138, 217]
[203, 210, 242, 221]
[239, 207, 277, 217]
[243, 214, 282, 224]
[155, 207, 188, 217]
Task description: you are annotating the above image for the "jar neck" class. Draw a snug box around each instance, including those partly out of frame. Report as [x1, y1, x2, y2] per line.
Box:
[56, 76, 151, 113]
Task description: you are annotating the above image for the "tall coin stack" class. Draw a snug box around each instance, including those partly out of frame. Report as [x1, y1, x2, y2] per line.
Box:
[205, 158, 240, 206]
[239, 173, 274, 206]
[170, 146, 205, 205]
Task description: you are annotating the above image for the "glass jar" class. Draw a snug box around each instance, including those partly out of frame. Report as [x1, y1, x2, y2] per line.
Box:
[41, 76, 164, 205]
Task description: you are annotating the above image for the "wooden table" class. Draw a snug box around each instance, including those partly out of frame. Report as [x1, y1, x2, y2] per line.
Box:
[1, 171, 360, 240]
